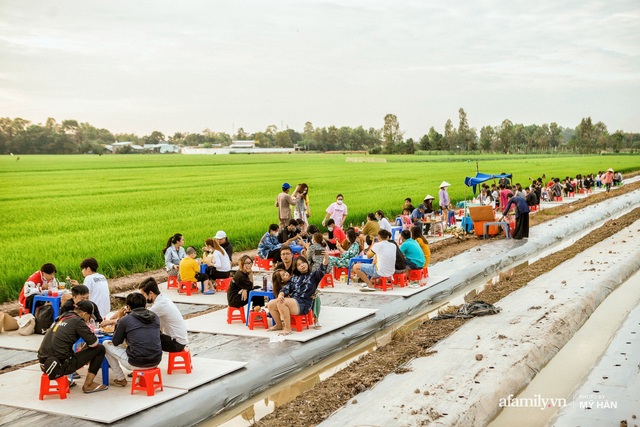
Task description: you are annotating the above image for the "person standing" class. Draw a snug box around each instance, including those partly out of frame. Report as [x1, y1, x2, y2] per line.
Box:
[138, 278, 188, 353]
[276, 183, 297, 228]
[602, 168, 615, 193]
[438, 182, 451, 225]
[292, 183, 311, 226]
[69, 257, 110, 319]
[322, 194, 348, 229]
[500, 192, 530, 239]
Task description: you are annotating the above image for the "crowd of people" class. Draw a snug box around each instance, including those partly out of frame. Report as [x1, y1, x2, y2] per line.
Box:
[27, 169, 623, 391]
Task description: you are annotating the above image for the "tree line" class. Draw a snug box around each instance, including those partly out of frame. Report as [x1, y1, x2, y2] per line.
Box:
[1, 110, 638, 155]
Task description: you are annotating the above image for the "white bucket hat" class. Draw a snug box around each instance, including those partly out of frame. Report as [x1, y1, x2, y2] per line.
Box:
[439, 181, 451, 188]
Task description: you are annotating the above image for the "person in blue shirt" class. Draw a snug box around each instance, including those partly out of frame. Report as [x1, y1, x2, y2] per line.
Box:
[257, 224, 283, 262]
[398, 229, 426, 270]
[500, 192, 530, 239]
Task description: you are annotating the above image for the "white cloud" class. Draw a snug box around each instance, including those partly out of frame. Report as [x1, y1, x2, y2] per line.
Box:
[0, 0, 638, 135]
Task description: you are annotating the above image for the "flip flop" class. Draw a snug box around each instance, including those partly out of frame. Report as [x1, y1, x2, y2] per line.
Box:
[278, 330, 293, 336]
[203, 290, 215, 295]
[268, 326, 283, 332]
[83, 383, 108, 394]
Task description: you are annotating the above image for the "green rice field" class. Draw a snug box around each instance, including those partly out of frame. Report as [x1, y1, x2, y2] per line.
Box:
[2, 153, 638, 303]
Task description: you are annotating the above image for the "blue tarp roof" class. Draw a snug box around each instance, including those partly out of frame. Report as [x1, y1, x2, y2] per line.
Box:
[464, 172, 513, 195]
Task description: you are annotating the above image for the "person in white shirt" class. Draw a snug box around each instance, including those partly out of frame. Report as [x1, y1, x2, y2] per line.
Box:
[322, 194, 348, 229]
[375, 210, 393, 233]
[70, 257, 110, 318]
[354, 229, 397, 292]
[138, 278, 188, 352]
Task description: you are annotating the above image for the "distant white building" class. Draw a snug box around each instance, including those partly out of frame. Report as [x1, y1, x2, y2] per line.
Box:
[104, 141, 180, 154]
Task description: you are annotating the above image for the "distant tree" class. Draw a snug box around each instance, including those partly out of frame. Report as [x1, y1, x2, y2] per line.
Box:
[457, 108, 472, 151]
[479, 126, 494, 151]
[443, 119, 457, 151]
[382, 114, 403, 153]
[419, 134, 430, 150]
[428, 127, 444, 150]
[234, 127, 247, 140]
[497, 119, 514, 153]
[143, 131, 165, 145]
[549, 122, 561, 150]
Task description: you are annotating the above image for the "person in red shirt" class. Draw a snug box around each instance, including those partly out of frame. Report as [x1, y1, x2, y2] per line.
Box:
[19, 263, 57, 314]
[326, 219, 346, 250]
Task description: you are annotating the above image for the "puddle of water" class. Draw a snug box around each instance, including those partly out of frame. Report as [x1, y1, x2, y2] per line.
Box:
[488, 270, 640, 426]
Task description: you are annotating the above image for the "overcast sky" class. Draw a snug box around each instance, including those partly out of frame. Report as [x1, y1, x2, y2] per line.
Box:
[1, 0, 639, 138]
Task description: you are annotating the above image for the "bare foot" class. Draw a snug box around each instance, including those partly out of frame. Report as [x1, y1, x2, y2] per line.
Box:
[268, 326, 283, 332]
[278, 329, 293, 336]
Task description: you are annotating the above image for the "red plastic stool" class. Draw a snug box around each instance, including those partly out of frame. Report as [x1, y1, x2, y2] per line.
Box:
[319, 274, 334, 288]
[556, 196, 563, 201]
[422, 267, 429, 278]
[408, 269, 423, 281]
[227, 306, 246, 324]
[392, 273, 407, 287]
[178, 281, 197, 296]
[168, 348, 192, 375]
[332, 267, 348, 281]
[215, 277, 231, 292]
[290, 311, 314, 332]
[373, 277, 393, 292]
[131, 367, 163, 396]
[248, 310, 269, 330]
[39, 373, 69, 400]
[568, 192, 575, 198]
[254, 256, 273, 270]
[167, 275, 179, 290]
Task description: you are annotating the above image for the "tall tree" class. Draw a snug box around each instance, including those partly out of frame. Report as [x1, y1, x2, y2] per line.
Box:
[382, 114, 403, 152]
[479, 126, 494, 151]
[457, 108, 472, 151]
[443, 119, 458, 151]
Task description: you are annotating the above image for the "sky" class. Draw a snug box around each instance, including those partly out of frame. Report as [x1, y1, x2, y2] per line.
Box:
[1, 0, 639, 138]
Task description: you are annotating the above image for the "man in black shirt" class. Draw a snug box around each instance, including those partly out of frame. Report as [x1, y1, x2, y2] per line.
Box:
[38, 300, 107, 393]
[277, 220, 301, 245]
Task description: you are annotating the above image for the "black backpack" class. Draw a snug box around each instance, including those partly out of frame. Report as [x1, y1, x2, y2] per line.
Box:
[34, 303, 54, 335]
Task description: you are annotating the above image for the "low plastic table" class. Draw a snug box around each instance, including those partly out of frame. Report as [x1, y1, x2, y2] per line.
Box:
[483, 221, 510, 239]
[245, 290, 275, 326]
[346, 256, 373, 286]
[32, 295, 62, 321]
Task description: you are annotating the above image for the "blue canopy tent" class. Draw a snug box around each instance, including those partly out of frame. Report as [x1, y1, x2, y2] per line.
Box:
[464, 172, 513, 195]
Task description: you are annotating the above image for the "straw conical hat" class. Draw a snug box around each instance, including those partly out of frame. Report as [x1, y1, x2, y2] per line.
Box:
[439, 181, 451, 188]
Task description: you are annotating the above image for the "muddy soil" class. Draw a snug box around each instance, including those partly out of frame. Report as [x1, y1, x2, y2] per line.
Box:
[256, 183, 640, 427]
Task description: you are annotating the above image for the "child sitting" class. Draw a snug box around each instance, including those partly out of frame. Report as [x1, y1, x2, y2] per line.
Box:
[179, 247, 213, 294]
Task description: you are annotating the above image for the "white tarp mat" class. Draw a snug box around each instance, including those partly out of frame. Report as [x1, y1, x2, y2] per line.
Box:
[319, 275, 449, 297]
[185, 306, 377, 342]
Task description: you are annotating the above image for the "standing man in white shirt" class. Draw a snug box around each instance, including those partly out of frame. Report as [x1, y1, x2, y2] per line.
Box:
[70, 257, 110, 319]
[138, 278, 188, 352]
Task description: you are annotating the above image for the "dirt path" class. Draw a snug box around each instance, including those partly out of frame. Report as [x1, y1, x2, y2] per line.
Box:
[256, 183, 640, 427]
